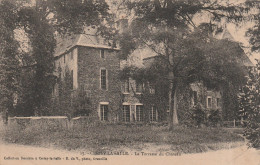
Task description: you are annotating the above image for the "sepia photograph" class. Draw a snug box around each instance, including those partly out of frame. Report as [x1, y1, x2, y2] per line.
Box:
[0, 0, 259, 165]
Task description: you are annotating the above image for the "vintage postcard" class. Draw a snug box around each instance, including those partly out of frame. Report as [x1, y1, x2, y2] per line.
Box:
[0, 0, 259, 165]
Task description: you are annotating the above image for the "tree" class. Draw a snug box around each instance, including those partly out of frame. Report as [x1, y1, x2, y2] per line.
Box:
[241, 0, 260, 149]
[0, 1, 20, 124]
[245, 0, 260, 52]
[50, 66, 92, 118]
[117, 0, 248, 129]
[1, 0, 112, 116]
[239, 60, 260, 148]
[17, 6, 56, 115]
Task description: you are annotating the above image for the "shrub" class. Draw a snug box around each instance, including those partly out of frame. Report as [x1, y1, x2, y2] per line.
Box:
[239, 62, 260, 149]
[244, 122, 260, 149]
[180, 111, 196, 127]
[208, 109, 222, 127]
[191, 104, 207, 127]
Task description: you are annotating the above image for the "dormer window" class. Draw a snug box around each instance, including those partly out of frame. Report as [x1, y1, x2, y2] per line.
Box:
[100, 49, 105, 58]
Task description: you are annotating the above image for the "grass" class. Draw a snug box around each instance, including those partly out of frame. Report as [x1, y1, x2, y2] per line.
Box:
[0, 122, 245, 154]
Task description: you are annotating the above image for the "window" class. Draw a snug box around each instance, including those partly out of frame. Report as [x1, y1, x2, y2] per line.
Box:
[123, 79, 129, 93]
[64, 55, 65, 63]
[136, 105, 143, 122]
[207, 96, 212, 108]
[193, 91, 198, 104]
[150, 106, 157, 122]
[136, 81, 143, 93]
[192, 91, 198, 106]
[100, 105, 108, 121]
[122, 105, 130, 122]
[217, 98, 220, 107]
[100, 69, 107, 90]
[148, 82, 155, 94]
[149, 87, 155, 94]
[100, 49, 105, 58]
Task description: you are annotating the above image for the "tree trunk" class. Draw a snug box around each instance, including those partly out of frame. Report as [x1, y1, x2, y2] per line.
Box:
[169, 79, 179, 130]
[167, 37, 179, 129]
[2, 108, 8, 125]
[4, 110, 8, 125]
[173, 88, 178, 125]
[169, 76, 173, 129]
[168, 47, 179, 129]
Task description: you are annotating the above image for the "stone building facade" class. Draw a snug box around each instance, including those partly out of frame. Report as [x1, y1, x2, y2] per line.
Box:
[53, 34, 121, 122]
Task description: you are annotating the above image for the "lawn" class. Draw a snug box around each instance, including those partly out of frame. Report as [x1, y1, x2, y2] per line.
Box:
[1, 122, 244, 154]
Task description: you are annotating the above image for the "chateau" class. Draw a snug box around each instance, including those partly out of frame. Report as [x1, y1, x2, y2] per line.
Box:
[52, 26, 253, 123]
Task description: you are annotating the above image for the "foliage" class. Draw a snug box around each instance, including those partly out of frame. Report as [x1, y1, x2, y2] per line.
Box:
[222, 84, 241, 121]
[118, 0, 250, 58]
[239, 60, 260, 149]
[52, 67, 92, 119]
[183, 104, 222, 127]
[12, 69, 36, 116]
[44, 0, 112, 36]
[245, 1, 260, 52]
[72, 90, 92, 117]
[18, 9, 56, 115]
[0, 1, 20, 123]
[208, 109, 222, 126]
[191, 104, 207, 127]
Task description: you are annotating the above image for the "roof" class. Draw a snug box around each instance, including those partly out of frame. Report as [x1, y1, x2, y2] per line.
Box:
[240, 52, 255, 67]
[215, 28, 254, 67]
[54, 33, 119, 57]
[218, 28, 235, 41]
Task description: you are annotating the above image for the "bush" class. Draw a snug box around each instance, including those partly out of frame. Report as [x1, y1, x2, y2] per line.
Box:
[182, 106, 223, 128]
[208, 109, 222, 127]
[191, 104, 207, 127]
[180, 111, 196, 127]
[239, 62, 260, 149]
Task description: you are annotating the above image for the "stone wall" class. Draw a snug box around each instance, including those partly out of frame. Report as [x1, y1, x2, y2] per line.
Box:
[8, 116, 94, 129]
